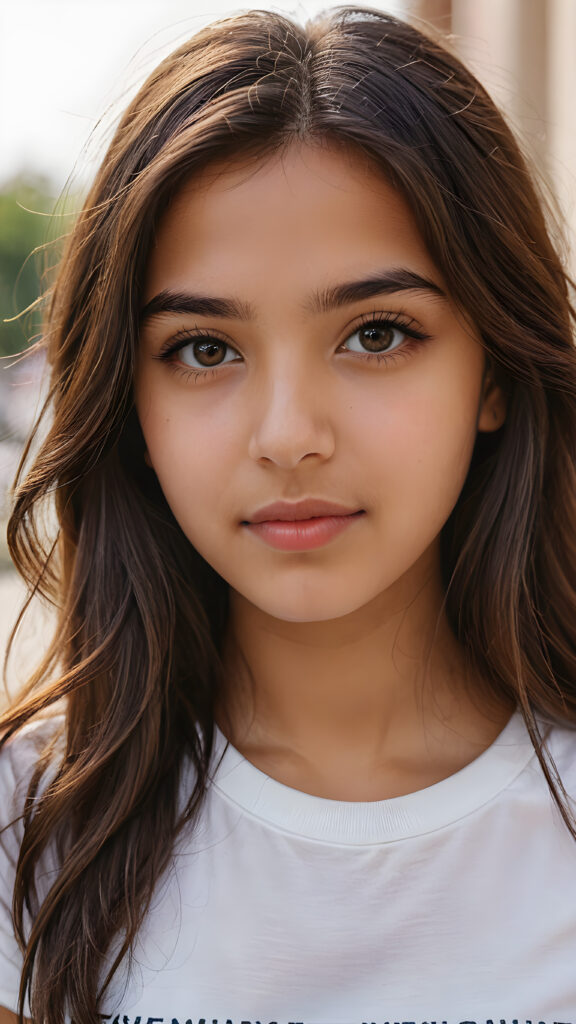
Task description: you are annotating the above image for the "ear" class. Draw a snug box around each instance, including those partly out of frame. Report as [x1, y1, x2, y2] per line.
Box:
[477, 364, 507, 433]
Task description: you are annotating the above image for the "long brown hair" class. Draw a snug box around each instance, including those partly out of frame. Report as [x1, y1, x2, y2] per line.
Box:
[2, 6, 576, 1021]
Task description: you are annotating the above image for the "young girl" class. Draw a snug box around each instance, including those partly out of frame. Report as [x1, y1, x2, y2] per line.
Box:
[1, 5, 576, 1023]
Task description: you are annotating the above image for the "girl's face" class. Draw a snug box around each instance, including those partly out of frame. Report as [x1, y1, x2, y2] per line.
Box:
[135, 142, 505, 623]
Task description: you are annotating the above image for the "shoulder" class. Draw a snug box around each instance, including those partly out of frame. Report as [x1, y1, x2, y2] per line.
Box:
[547, 719, 576, 786]
[0, 712, 64, 1017]
[518, 717, 576, 824]
[0, 711, 66, 832]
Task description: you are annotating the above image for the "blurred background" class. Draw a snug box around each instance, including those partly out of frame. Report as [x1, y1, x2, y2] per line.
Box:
[1, 0, 575, 696]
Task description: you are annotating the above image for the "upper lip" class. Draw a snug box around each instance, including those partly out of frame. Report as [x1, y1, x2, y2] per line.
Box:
[246, 499, 363, 523]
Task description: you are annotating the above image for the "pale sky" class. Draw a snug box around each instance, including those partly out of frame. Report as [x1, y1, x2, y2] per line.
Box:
[0, 0, 405, 196]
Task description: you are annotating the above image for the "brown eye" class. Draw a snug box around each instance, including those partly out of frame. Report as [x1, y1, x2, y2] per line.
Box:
[173, 335, 238, 368]
[359, 324, 401, 351]
[180, 338, 227, 366]
[343, 320, 408, 355]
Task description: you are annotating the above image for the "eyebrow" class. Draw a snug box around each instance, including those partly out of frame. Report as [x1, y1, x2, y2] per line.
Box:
[139, 267, 447, 325]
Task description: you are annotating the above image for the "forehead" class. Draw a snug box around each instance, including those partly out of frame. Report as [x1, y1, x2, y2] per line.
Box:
[144, 141, 439, 301]
[191, 138, 390, 192]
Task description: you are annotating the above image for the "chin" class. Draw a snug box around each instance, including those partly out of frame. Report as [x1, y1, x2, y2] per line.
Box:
[246, 588, 371, 623]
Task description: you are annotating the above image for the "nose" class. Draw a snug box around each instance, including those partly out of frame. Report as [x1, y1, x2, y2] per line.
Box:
[247, 361, 336, 469]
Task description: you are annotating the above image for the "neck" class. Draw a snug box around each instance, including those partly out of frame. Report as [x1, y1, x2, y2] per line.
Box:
[216, 553, 514, 800]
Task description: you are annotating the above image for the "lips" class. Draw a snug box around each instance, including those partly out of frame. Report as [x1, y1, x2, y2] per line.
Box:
[246, 499, 363, 523]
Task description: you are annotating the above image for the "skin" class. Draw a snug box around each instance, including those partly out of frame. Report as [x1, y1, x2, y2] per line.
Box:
[135, 140, 511, 801]
[0, 140, 513, 1024]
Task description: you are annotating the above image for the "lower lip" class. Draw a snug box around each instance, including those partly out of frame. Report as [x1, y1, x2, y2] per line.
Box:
[243, 511, 365, 551]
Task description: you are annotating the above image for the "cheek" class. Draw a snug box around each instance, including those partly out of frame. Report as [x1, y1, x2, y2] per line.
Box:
[149, 424, 217, 496]
[359, 366, 482, 513]
[137, 391, 237, 545]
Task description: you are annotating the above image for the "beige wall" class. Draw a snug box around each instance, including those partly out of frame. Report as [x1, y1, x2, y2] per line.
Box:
[545, 0, 576, 271]
[411, 0, 576, 274]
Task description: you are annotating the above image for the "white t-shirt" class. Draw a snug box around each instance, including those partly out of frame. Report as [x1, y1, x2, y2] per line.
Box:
[1, 709, 576, 1024]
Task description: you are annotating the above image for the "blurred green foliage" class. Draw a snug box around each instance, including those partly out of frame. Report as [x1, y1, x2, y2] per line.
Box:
[0, 175, 79, 357]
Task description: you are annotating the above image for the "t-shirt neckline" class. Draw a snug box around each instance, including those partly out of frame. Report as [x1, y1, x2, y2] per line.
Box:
[210, 709, 536, 845]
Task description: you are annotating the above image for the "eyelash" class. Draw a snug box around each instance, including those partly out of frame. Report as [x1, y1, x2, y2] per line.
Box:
[155, 311, 432, 383]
